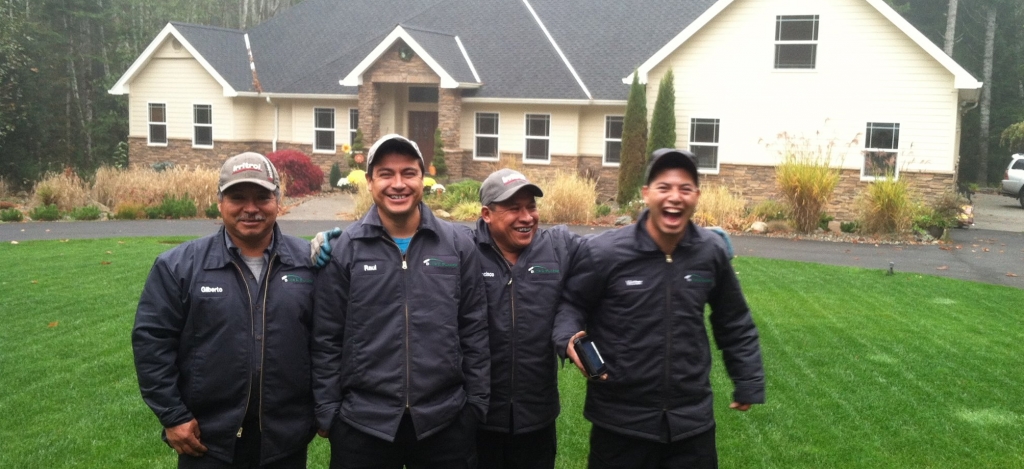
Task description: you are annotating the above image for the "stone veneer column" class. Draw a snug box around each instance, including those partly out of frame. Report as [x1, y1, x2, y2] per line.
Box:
[358, 83, 382, 144]
[438, 88, 463, 178]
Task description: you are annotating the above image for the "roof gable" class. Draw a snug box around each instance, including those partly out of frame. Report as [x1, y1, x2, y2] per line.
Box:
[340, 25, 478, 88]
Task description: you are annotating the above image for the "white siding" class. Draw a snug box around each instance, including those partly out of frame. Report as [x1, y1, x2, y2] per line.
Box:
[647, 0, 960, 175]
[578, 106, 626, 158]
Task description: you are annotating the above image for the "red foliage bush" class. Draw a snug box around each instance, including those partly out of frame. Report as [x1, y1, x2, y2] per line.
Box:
[266, 149, 324, 197]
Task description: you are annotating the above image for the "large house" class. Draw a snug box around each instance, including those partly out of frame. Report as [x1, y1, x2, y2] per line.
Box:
[110, 0, 981, 218]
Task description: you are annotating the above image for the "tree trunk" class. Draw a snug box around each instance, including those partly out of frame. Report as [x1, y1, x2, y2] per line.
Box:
[943, 0, 958, 56]
[976, 4, 996, 184]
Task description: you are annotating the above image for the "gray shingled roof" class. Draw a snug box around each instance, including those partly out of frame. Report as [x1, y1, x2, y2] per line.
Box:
[170, 0, 718, 100]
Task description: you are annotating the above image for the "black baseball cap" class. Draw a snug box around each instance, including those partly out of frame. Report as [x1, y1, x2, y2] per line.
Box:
[645, 149, 699, 185]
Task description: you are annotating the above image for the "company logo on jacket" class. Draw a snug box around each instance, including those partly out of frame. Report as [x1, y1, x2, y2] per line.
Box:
[684, 274, 713, 283]
[527, 265, 559, 275]
[423, 258, 458, 268]
[281, 274, 313, 284]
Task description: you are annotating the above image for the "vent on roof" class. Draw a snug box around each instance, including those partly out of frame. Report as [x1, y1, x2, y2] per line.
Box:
[171, 38, 182, 51]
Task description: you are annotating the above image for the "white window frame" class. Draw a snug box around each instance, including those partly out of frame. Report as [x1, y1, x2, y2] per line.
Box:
[348, 108, 359, 147]
[474, 112, 500, 161]
[774, 15, 819, 70]
[688, 117, 720, 173]
[147, 102, 167, 146]
[192, 104, 213, 149]
[603, 115, 623, 167]
[524, 113, 550, 164]
[313, 107, 336, 154]
[861, 122, 901, 181]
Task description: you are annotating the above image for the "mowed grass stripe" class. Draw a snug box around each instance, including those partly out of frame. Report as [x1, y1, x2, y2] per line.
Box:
[1, 240, 1022, 468]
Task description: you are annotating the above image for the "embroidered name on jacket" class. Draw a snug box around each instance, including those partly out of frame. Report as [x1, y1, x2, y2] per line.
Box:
[527, 264, 559, 275]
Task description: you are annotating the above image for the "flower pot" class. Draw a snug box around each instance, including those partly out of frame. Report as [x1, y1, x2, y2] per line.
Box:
[926, 225, 944, 239]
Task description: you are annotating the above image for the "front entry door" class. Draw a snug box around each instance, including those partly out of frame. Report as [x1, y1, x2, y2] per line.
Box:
[408, 111, 438, 168]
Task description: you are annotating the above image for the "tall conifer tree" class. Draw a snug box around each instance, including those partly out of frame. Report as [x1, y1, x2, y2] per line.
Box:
[647, 69, 676, 157]
[616, 71, 648, 206]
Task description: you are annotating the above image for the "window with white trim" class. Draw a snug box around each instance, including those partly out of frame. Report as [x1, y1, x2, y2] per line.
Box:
[349, 109, 359, 146]
[148, 103, 167, 145]
[863, 122, 900, 179]
[475, 113, 499, 160]
[524, 114, 550, 162]
[193, 104, 213, 148]
[689, 118, 720, 170]
[604, 116, 623, 165]
[775, 15, 819, 69]
[314, 108, 335, 152]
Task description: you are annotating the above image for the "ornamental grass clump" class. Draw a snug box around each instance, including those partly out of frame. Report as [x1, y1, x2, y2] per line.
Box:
[32, 170, 90, 213]
[856, 174, 916, 235]
[93, 165, 218, 212]
[772, 132, 844, 233]
[537, 171, 596, 225]
[693, 185, 746, 230]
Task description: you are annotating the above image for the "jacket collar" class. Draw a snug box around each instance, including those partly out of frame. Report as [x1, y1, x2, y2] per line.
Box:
[347, 202, 439, 240]
[203, 224, 300, 270]
[633, 209, 703, 253]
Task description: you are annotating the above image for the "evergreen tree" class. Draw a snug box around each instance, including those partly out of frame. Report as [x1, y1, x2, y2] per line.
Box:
[616, 71, 648, 206]
[647, 69, 676, 157]
[432, 128, 447, 176]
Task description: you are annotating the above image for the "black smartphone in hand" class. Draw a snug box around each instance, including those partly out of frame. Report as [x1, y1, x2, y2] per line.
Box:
[572, 334, 607, 378]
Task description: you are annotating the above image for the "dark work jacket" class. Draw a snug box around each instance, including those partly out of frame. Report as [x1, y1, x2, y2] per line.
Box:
[311, 203, 490, 442]
[474, 219, 584, 434]
[132, 225, 316, 464]
[553, 210, 765, 443]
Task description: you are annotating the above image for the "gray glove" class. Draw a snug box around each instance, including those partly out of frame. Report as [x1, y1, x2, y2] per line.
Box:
[310, 227, 342, 268]
[707, 226, 734, 260]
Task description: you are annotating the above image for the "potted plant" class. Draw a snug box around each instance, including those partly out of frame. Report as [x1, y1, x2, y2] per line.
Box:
[350, 129, 366, 169]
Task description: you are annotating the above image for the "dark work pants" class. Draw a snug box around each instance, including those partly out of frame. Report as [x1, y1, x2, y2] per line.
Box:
[177, 406, 308, 469]
[477, 423, 557, 469]
[328, 409, 478, 469]
[587, 425, 718, 469]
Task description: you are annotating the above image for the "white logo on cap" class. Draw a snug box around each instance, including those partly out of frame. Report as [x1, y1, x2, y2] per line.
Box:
[501, 173, 526, 185]
[232, 162, 262, 174]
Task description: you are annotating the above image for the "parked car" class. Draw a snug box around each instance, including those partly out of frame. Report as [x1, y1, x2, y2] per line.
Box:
[1000, 153, 1024, 209]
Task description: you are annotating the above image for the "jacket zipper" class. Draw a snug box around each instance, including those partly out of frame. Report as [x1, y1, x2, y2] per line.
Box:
[231, 261, 255, 438]
[383, 236, 412, 410]
[662, 253, 672, 413]
[490, 244, 516, 427]
[257, 254, 277, 433]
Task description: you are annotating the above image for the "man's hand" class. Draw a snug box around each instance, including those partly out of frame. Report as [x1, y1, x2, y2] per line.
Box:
[729, 402, 752, 412]
[566, 331, 607, 380]
[165, 419, 207, 457]
[310, 227, 343, 268]
[707, 226, 734, 260]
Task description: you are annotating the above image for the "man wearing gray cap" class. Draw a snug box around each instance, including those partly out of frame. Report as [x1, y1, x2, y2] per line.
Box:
[474, 168, 585, 469]
[312, 134, 489, 468]
[553, 149, 764, 468]
[133, 152, 317, 468]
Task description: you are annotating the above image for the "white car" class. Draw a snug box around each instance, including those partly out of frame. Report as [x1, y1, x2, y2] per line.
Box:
[1000, 154, 1024, 209]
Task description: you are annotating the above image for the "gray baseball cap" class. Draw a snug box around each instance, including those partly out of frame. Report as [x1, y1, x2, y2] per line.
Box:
[645, 148, 699, 185]
[219, 152, 281, 193]
[366, 134, 424, 170]
[480, 169, 544, 206]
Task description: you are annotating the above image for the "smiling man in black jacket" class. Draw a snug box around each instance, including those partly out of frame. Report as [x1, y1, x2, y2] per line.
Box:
[473, 169, 585, 469]
[554, 149, 765, 469]
[133, 152, 316, 468]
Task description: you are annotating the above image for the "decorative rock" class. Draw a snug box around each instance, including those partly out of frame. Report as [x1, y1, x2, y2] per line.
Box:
[614, 216, 632, 226]
[827, 220, 842, 233]
[749, 221, 768, 233]
[434, 209, 452, 219]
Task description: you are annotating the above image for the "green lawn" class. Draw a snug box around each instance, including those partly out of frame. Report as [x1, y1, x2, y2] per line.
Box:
[1, 238, 1021, 468]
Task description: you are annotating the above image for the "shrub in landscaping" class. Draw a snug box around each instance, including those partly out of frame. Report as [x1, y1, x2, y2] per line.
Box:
[94, 165, 218, 212]
[537, 172, 596, 224]
[1, 208, 24, 222]
[32, 170, 90, 213]
[773, 133, 843, 233]
[840, 221, 859, 233]
[450, 201, 482, 221]
[267, 149, 324, 197]
[205, 203, 220, 219]
[749, 199, 790, 222]
[441, 179, 482, 210]
[29, 204, 62, 221]
[857, 175, 915, 235]
[69, 205, 102, 221]
[112, 203, 147, 220]
[818, 213, 834, 231]
[693, 185, 746, 230]
[329, 163, 343, 188]
[147, 194, 198, 219]
[594, 204, 612, 218]
[647, 69, 676, 158]
[929, 189, 970, 225]
[354, 181, 374, 215]
[617, 71, 648, 206]
[431, 128, 447, 176]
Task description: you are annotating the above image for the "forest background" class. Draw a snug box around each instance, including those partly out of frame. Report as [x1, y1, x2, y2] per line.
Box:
[0, 0, 1021, 190]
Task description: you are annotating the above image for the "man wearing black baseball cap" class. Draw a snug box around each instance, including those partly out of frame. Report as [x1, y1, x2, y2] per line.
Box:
[312, 134, 489, 468]
[555, 148, 764, 468]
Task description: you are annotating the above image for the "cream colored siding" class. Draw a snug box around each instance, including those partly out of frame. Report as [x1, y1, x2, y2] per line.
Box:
[128, 41, 232, 142]
[459, 104, 581, 163]
[578, 106, 626, 162]
[648, 0, 959, 176]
